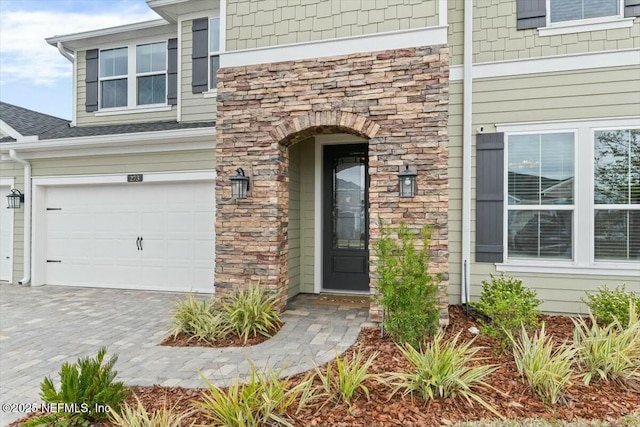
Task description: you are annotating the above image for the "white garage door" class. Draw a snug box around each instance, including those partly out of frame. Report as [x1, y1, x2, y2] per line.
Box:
[0, 185, 13, 282]
[44, 182, 215, 293]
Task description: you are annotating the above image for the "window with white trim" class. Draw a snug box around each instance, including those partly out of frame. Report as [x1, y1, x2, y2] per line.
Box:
[136, 42, 167, 105]
[209, 16, 221, 90]
[550, 0, 619, 23]
[593, 129, 640, 261]
[503, 121, 640, 270]
[99, 47, 128, 109]
[98, 41, 168, 110]
[507, 132, 575, 260]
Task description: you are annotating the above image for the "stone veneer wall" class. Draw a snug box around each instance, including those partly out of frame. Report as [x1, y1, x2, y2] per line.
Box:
[215, 45, 449, 323]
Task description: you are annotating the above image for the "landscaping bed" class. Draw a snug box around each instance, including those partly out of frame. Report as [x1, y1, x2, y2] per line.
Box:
[161, 322, 283, 348]
[16, 305, 639, 427]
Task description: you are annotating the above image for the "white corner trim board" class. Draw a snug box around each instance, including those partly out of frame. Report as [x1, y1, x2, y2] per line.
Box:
[220, 25, 448, 68]
[449, 49, 640, 81]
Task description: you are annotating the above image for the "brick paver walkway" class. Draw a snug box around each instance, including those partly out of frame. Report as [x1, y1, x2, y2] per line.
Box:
[0, 284, 369, 425]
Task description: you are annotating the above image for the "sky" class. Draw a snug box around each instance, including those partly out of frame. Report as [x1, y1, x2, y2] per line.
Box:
[0, 0, 159, 120]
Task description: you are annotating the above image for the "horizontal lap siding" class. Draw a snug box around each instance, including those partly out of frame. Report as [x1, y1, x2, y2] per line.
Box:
[288, 143, 301, 298]
[181, 20, 217, 123]
[76, 51, 177, 126]
[447, 66, 640, 313]
[30, 150, 216, 176]
[0, 161, 24, 281]
[226, 0, 439, 51]
[300, 139, 315, 294]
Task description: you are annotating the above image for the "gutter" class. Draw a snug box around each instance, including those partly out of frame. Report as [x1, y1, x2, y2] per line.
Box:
[57, 42, 74, 62]
[461, 0, 473, 304]
[8, 150, 32, 286]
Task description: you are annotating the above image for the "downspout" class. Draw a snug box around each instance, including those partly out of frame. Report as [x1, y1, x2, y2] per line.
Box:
[57, 42, 76, 126]
[9, 149, 32, 285]
[461, 1, 473, 304]
[57, 42, 74, 62]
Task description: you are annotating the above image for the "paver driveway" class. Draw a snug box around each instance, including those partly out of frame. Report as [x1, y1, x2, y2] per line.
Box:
[0, 284, 369, 425]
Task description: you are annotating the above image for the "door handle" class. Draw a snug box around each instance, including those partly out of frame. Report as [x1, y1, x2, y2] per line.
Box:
[136, 237, 141, 251]
[139, 237, 143, 251]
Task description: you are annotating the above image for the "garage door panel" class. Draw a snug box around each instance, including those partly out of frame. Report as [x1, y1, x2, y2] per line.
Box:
[45, 181, 215, 293]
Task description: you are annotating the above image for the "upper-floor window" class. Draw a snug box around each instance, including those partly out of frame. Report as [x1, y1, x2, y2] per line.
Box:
[100, 47, 128, 109]
[98, 41, 167, 110]
[209, 16, 220, 90]
[136, 42, 167, 105]
[550, 0, 619, 23]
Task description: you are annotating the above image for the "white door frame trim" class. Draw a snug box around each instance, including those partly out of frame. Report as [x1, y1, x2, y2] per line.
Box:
[31, 170, 216, 287]
[313, 135, 369, 295]
[0, 177, 15, 283]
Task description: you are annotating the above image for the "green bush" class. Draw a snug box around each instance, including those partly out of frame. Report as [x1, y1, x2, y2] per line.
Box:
[198, 363, 314, 427]
[314, 350, 380, 410]
[573, 304, 640, 389]
[374, 221, 440, 348]
[472, 274, 542, 350]
[168, 294, 230, 343]
[583, 284, 640, 327]
[511, 325, 576, 405]
[24, 347, 130, 427]
[223, 285, 282, 344]
[387, 331, 500, 416]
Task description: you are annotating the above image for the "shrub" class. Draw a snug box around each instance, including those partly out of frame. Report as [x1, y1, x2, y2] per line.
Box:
[387, 331, 500, 416]
[510, 325, 576, 405]
[169, 294, 230, 343]
[473, 274, 542, 350]
[573, 304, 640, 390]
[198, 363, 314, 427]
[314, 350, 380, 410]
[24, 347, 130, 427]
[109, 398, 194, 427]
[223, 285, 282, 344]
[583, 284, 640, 327]
[374, 221, 440, 348]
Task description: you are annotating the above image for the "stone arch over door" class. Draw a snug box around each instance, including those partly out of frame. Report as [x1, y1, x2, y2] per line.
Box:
[215, 45, 450, 321]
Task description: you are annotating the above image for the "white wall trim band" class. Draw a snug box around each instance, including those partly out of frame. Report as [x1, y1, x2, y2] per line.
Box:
[450, 49, 640, 81]
[220, 26, 448, 68]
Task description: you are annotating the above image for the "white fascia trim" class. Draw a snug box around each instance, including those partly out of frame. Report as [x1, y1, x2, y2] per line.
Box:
[220, 25, 448, 68]
[449, 48, 640, 81]
[46, 19, 169, 46]
[496, 117, 640, 132]
[496, 263, 640, 277]
[94, 105, 172, 117]
[0, 120, 22, 140]
[0, 127, 216, 154]
[439, 0, 448, 27]
[32, 170, 216, 186]
[538, 16, 634, 37]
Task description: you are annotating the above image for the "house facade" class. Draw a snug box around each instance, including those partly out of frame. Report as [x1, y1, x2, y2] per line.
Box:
[1, 0, 638, 320]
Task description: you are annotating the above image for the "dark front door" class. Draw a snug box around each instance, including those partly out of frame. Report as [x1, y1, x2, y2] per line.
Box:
[323, 144, 369, 292]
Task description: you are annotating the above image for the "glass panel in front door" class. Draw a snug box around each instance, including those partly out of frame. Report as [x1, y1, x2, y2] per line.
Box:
[333, 155, 366, 250]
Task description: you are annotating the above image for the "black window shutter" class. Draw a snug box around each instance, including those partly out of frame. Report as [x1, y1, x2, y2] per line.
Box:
[625, 0, 640, 17]
[476, 133, 505, 263]
[85, 49, 99, 112]
[192, 18, 209, 94]
[517, 0, 546, 30]
[167, 38, 178, 106]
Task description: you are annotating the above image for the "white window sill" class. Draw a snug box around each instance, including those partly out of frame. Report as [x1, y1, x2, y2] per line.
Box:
[203, 90, 218, 99]
[538, 16, 635, 37]
[95, 105, 172, 117]
[496, 262, 640, 277]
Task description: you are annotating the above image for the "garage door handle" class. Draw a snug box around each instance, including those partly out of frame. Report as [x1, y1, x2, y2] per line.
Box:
[136, 237, 141, 251]
[140, 237, 143, 251]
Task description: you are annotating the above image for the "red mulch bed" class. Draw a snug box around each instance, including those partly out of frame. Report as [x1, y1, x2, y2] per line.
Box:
[11, 306, 640, 427]
[161, 322, 283, 348]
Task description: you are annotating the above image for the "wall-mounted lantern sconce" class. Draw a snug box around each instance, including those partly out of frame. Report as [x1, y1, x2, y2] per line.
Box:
[398, 165, 417, 198]
[230, 168, 250, 199]
[6, 188, 25, 209]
